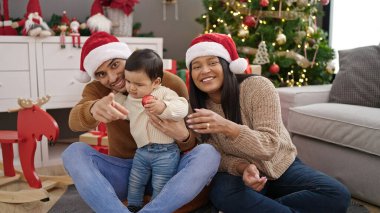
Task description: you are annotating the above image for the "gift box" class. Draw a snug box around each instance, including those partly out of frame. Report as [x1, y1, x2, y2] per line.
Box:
[163, 59, 177, 74]
[79, 132, 109, 146]
[79, 122, 109, 154]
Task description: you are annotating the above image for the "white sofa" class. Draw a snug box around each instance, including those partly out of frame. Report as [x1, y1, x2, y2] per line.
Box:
[277, 85, 380, 206]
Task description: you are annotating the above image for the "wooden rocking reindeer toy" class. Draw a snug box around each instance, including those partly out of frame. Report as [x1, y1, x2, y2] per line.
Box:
[0, 96, 72, 203]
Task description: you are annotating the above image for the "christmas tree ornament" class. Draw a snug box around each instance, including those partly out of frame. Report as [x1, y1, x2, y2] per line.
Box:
[307, 26, 315, 35]
[269, 63, 280, 74]
[253, 41, 270, 65]
[307, 38, 316, 46]
[142, 95, 155, 107]
[70, 18, 81, 48]
[276, 33, 287, 45]
[285, 0, 297, 6]
[0, 0, 18, 35]
[87, 0, 112, 34]
[326, 61, 335, 74]
[296, 0, 308, 7]
[238, 27, 249, 38]
[320, 0, 329, 6]
[294, 31, 306, 44]
[163, 0, 179, 21]
[260, 0, 269, 7]
[243, 15, 256, 27]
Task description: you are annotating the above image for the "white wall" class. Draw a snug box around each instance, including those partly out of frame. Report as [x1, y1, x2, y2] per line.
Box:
[330, 0, 380, 51]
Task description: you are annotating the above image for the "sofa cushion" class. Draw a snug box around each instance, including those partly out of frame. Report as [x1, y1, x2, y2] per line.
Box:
[277, 85, 331, 127]
[329, 45, 380, 108]
[288, 103, 380, 157]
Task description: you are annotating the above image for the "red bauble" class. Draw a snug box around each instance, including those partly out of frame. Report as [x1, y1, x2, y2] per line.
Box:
[269, 63, 280, 74]
[243, 15, 256, 27]
[142, 95, 155, 107]
[260, 0, 269, 7]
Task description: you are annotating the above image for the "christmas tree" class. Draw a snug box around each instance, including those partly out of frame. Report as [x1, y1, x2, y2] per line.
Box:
[196, 0, 334, 87]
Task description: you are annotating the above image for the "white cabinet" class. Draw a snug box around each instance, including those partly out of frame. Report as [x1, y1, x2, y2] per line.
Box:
[0, 36, 163, 167]
[0, 37, 38, 112]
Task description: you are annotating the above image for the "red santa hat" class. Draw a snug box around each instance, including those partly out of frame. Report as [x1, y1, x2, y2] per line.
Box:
[25, 0, 43, 17]
[186, 33, 248, 74]
[61, 11, 70, 25]
[87, 0, 112, 34]
[75, 32, 132, 83]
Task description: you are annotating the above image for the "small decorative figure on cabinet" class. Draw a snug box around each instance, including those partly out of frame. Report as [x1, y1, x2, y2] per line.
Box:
[11, 0, 52, 37]
[86, 0, 112, 34]
[58, 11, 70, 49]
[0, 0, 18, 35]
[70, 18, 81, 48]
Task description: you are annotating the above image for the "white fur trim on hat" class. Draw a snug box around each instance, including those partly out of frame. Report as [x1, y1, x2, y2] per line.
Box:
[83, 42, 131, 79]
[230, 58, 248, 74]
[75, 71, 91, 83]
[186, 42, 231, 68]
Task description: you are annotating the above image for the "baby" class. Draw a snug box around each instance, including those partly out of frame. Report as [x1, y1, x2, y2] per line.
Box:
[114, 49, 188, 212]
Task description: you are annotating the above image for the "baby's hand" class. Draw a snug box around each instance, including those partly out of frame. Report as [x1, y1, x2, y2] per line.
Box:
[143, 96, 166, 115]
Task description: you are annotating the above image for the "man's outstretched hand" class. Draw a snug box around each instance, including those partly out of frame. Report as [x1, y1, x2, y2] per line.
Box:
[90, 93, 129, 123]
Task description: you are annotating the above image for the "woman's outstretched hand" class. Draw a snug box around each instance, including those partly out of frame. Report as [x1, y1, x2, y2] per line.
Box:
[90, 93, 129, 123]
[186, 108, 240, 138]
[242, 164, 267, 191]
[147, 111, 190, 142]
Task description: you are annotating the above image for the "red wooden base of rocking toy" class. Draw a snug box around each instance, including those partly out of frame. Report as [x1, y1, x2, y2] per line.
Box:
[0, 96, 73, 203]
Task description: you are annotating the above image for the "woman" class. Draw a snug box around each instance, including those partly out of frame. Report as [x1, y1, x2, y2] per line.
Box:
[185, 33, 350, 213]
[62, 32, 220, 213]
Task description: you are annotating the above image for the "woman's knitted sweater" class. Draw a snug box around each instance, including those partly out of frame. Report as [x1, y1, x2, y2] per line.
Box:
[206, 76, 297, 179]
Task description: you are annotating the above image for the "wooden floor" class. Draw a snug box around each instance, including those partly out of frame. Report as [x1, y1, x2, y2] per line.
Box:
[0, 165, 68, 213]
[0, 165, 380, 213]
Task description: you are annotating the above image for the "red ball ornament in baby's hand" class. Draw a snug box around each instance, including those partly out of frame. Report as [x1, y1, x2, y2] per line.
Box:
[269, 63, 280, 74]
[142, 95, 155, 107]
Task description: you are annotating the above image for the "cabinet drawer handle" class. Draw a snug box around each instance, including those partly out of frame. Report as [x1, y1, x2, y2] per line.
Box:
[0, 83, 2, 87]
[69, 81, 75, 85]
[68, 55, 74, 58]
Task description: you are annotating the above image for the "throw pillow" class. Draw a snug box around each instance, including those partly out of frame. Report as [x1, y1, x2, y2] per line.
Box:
[329, 45, 380, 108]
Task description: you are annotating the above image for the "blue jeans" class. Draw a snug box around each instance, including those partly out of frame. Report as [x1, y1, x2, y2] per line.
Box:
[62, 142, 220, 213]
[127, 143, 180, 207]
[210, 158, 350, 213]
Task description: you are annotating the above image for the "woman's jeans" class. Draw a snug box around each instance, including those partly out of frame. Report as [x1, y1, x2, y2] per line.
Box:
[210, 158, 351, 213]
[127, 143, 180, 207]
[62, 142, 220, 213]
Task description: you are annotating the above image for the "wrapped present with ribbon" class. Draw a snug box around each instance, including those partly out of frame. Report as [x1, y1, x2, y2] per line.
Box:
[163, 59, 177, 74]
[79, 122, 109, 154]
